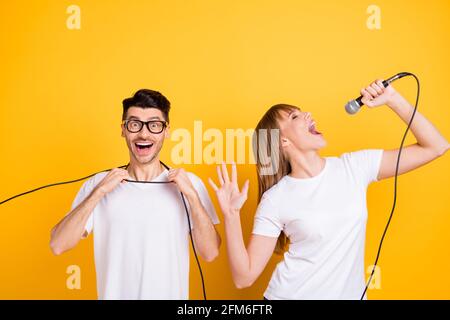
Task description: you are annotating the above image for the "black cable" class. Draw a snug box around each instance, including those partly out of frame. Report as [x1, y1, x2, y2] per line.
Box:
[0, 165, 128, 205]
[361, 73, 419, 300]
[179, 188, 208, 300]
[0, 160, 207, 300]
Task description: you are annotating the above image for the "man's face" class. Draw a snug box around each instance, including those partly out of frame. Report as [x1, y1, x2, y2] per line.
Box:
[121, 107, 169, 165]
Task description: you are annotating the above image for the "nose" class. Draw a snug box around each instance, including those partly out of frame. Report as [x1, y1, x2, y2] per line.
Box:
[138, 124, 153, 137]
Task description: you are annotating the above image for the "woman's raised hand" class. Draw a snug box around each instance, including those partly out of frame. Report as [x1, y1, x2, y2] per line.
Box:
[208, 162, 249, 217]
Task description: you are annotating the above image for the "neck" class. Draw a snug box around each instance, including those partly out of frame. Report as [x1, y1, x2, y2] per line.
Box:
[288, 151, 325, 179]
[126, 157, 164, 181]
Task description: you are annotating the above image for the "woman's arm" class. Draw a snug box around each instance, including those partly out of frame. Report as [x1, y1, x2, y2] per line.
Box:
[360, 80, 449, 181]
[209, 163, 277, 288]
[224, 215, 278, 288]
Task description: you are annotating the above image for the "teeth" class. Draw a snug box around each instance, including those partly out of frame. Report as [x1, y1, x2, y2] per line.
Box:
[136, 142, 153, 147]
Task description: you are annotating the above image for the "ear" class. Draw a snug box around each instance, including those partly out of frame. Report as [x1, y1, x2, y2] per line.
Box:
[164, 124, 170, 139]
[280, 136, 290, 148]
[121, 123, 125, 137]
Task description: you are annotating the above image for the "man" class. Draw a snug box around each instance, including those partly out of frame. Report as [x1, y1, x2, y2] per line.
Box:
[50, 89, 221, 299]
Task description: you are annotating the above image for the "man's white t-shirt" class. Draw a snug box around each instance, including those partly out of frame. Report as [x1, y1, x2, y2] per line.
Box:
[252, 149, 384, 300]
[70, 169, 219, 300]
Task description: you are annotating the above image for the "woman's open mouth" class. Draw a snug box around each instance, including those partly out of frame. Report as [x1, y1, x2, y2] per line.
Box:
[308, 122, 322, 135]
[134, 142, 154, 156]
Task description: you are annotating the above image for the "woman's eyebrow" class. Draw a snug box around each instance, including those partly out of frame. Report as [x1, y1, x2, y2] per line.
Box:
[288, 110, 298, 118]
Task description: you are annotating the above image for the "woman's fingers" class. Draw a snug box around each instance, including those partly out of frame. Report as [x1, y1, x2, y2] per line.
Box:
[360, 88, 371, 99]
[216, 165, 224, 186]
[366, 85, 378, 97]
[371, 82, 383, 95]
[241, 179, 249, 197]
[360, 89, 373, 106]
[231, 162, 238, 187]
[361, 80, 385, 99]
[208, 178, 219, 192]
[376, 79, 385, 89]
[360, 88, 370, 98]
[213, 163, 248, 193]
[221, 162, 230, 183]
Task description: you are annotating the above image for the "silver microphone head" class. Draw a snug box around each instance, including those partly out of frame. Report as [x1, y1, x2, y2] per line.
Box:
[345, 100, 361, 115]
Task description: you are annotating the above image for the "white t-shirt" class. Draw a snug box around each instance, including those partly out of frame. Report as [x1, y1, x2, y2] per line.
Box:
[70, 169, 219, 300]
[252, 149, 384, 300]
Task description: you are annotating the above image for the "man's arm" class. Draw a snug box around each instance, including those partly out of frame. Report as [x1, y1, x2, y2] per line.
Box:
[50, 188, 103, 255]
[50, 168, 131, 255]
[168, 168, 221, 262]
[184, 192, 221, 262]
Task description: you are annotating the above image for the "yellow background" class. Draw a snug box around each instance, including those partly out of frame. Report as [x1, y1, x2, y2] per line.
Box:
[0, 0, 449, 299]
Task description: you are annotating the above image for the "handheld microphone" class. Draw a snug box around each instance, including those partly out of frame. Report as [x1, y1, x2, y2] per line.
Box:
[345, 72, 411, 114]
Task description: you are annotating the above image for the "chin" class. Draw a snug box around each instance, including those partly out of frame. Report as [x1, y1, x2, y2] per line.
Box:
[130, 151, 153, 164]
[318, 143, 327, 150]
[315, 140, 327, 150]
[138, 155, 156, 164]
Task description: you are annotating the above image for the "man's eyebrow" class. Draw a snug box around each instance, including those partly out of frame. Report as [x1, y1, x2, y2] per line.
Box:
[128, 116, 162, 121]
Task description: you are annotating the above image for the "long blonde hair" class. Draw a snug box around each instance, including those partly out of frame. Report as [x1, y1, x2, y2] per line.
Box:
[253, 104, 300, 254]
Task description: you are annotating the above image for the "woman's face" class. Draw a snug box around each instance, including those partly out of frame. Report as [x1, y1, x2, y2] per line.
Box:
[277, 108, 327, 153]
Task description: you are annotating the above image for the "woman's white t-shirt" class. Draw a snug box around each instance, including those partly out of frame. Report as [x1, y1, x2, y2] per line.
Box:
[252, 149, 384, 300]
[71, 169, 219, 300]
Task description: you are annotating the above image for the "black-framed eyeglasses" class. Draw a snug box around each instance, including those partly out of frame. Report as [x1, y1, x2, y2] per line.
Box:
[123, 119, 167, 134]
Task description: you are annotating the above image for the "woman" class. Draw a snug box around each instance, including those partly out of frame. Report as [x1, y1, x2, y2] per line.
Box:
[208, 79, 449, 299]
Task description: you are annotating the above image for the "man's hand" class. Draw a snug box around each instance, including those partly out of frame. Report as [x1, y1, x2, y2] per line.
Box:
[168, 168, 197, 200]
[94, 168, 131, 196]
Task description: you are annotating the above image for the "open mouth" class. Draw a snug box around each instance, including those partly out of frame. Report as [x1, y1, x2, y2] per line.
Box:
[308, 122, 322, 135]
[134, 141, 154, 155]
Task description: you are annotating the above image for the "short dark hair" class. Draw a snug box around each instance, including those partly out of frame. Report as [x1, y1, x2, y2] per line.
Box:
[122, 89, 171, 123]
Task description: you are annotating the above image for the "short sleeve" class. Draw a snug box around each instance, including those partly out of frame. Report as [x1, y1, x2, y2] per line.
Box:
[342, 149, 384, 187]
[70, 178, 97, 238]
[252, 193, 282, 238]
[187, 173, 220, 229]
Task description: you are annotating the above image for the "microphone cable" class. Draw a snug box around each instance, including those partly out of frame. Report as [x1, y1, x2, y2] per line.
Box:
[0, 160, 208, 300]
[361, 72, 419, 300]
